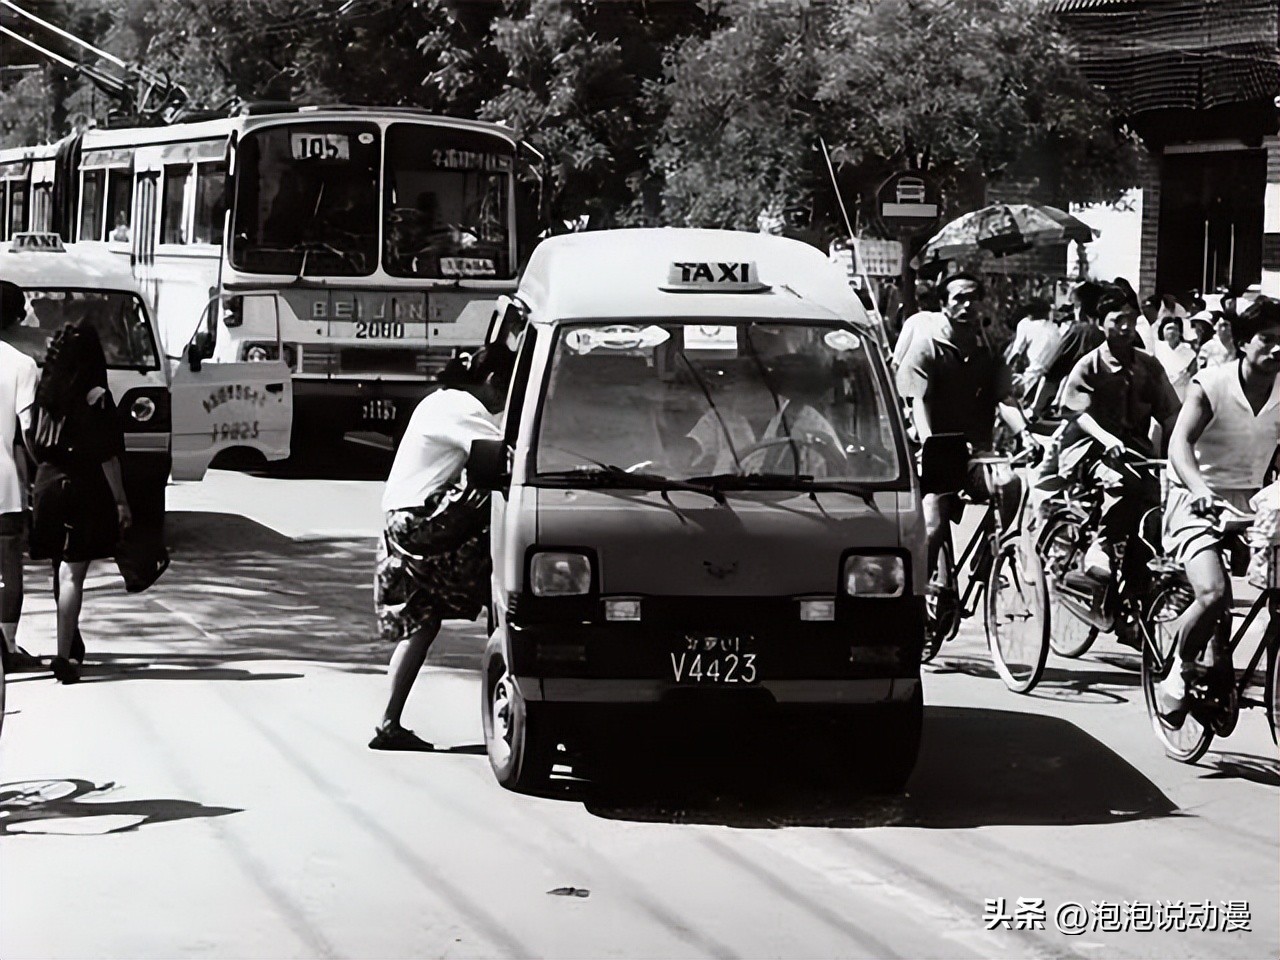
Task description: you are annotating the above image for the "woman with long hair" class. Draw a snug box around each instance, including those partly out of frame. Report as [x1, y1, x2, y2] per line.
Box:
[27, 321, 132, 684]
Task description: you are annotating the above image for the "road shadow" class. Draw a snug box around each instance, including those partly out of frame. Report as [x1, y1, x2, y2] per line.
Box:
[580, 705, 1176, 829]
[1200, 752, 1280, 787]
[0, 779, 240, 837]
[18, 512, 485, 673]
[930, 654, 1134, 704]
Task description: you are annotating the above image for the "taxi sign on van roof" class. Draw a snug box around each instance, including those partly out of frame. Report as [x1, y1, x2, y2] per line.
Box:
[9, 232, 66, 253]
[661, 260, 769, 293]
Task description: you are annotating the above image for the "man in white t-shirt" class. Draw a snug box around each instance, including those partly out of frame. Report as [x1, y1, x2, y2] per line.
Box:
[0, 281, 40, 672]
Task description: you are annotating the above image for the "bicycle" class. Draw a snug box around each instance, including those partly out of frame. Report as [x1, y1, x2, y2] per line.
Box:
[1034, 445, 1166, 660]
[922, 441, 1052, 694]
[1141, 508, 1280, 763]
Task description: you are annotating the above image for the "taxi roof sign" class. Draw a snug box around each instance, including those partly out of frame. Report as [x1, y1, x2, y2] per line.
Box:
[9, 232, 66, 253]
[661, 260, 769, 293]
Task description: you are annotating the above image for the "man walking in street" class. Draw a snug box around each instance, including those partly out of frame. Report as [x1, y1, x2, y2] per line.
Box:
[0, 280, 41, 673]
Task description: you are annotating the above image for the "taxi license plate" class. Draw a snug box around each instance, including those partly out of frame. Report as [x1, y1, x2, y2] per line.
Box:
[362, 399, 397, 422]
[670, 635, 758, 684]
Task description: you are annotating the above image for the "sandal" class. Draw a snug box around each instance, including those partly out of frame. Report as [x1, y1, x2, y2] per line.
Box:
[1, 645, 43, 672]
[50, 656, 81, 685]
[368, 724, 435, 752]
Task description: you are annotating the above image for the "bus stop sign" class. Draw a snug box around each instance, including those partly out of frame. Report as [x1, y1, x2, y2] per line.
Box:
[873, 172, 942, 240]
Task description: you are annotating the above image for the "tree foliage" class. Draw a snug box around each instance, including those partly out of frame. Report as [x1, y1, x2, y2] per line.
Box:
[0, 0, 1139, 230]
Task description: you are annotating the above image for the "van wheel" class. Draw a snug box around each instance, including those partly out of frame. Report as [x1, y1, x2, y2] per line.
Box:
[481, 634, 553, 793]
[826, 684, 923, 794]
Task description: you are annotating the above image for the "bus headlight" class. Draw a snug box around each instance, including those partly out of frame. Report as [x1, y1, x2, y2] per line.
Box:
[530, 552, 592, 597]
[842, 555, 905, 597]
[129, 396, 156, 423]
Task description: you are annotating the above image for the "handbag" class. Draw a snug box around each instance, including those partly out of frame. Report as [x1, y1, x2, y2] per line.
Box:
[114, 523, 171, 593]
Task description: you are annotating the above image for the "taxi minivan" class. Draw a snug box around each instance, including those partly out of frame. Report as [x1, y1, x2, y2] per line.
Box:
[470, 228, 962, 793]
[1, 233, 294, 529]
[2, 234, 173, 528]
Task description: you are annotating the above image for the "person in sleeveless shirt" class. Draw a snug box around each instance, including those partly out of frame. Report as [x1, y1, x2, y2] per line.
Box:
[1156, 297, 1280, 724]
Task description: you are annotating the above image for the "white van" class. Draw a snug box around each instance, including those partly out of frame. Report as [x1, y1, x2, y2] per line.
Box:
[469, 229, 968, 793]
[1, 233, 294, 521]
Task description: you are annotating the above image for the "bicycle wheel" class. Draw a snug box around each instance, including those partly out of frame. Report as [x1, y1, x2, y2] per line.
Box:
[986, 539, 1050, 694]
[1041, 516, 1100, 659]
[922, 540, 956, 663]
[1140, 581, 1213, 763]
[1267, 626, 1279, 745]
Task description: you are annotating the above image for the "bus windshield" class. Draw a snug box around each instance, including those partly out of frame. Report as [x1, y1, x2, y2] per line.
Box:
[534, 321, 902, 485]
[231, 122, 380, 277]
[9, 290, 160, 370]
[383, 124, 514, 280]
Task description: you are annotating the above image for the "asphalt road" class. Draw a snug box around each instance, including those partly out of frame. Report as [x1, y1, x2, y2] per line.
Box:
[1, 467, 1276, 959]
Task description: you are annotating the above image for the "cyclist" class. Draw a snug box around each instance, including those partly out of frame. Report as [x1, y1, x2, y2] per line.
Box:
[1156, 296, 1280, 725]
[1055, 282, 1180, 595]
[896, 272, 1017, 594]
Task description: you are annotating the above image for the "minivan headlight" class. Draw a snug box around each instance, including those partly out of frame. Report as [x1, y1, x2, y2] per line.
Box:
[843, 555, 905, 597]
[530, 551, 592, 597]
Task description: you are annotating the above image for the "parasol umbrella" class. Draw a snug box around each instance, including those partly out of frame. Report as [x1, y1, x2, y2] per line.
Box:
[918, 203, 1099, 262]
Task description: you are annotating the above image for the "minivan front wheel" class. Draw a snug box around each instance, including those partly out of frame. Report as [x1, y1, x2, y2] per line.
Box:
[481, 635, 552, 792]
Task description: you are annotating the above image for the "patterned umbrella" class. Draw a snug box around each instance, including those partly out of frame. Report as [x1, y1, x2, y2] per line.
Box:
[920, 203, 1099, 261]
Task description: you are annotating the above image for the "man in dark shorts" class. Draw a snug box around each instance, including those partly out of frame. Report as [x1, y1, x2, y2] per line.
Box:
[0, 281, 40, 673]
[1057, 282, 1180, 589]
[896, 272, 1016, 579]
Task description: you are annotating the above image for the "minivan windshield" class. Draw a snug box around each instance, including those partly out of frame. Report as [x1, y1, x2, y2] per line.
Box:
[534, 320, 902, 486]
[8, 289, 160, 370]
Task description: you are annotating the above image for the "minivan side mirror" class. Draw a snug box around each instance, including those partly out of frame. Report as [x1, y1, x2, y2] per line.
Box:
[919, 433, 969, 494]
[468, 438, 510, 491]
[188, 330, 215, 372]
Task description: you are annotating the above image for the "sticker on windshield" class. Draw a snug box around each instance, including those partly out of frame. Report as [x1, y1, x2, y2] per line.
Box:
[684, 325, 738, 352]
[822, 329, 863, 352]
[358, 132, 375, 145]
[440, 257, 497, 277]
[565, 325, 670, 355]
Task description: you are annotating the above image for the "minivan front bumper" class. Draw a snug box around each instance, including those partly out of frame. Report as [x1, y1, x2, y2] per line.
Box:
[506, 594, 924, 706]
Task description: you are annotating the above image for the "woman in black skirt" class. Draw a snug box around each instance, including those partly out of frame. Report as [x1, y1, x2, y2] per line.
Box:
[27, 323, 131, 684]
[370, 344, 512, 750]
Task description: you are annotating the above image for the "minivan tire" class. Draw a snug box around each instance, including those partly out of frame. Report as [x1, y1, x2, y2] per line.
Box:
[481, 633, 553, 792]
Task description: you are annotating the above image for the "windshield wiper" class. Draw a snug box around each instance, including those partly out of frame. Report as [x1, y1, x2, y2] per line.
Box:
[537, 465, 726, 504]
[691, 472, 880, 509]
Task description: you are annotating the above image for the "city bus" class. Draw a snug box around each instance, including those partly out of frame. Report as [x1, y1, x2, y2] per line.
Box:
[1, 105, 526, 451]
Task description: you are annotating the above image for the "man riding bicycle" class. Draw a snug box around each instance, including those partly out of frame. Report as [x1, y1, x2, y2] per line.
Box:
[1054, 283, 1180, 617]
[896, 272, 1018, 605]
[1156, 296, 1280, 725]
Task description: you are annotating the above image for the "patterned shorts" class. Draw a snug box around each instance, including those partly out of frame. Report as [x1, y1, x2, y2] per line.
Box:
[374, 491, 492, 643]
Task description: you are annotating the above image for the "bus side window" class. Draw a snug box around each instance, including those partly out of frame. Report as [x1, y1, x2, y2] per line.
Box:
[161, 164, 190, 244]
[106, 169, 133, 242]
[0, 182, 7, 241]
[79, 169, 106, 241]
[193, 162, 227, 245]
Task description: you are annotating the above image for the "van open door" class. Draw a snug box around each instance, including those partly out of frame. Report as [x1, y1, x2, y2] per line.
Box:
[169, 295, 293, 480]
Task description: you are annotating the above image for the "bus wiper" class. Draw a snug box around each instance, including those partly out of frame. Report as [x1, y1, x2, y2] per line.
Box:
[538, 465, 726, 504]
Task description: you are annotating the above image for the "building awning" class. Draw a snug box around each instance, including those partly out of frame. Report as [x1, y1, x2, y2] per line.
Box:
[1052, 0, 1280, 119]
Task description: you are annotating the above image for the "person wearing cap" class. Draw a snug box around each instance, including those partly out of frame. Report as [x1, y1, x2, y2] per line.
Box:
[1057, 282, 1180, 606]
[1156, 296, 1280, 725]
[370, 344, 513, 751]
[1152, 313, 1198, 401]
[0, 281, 41, 676]
[895, 272, 1015, 585]
[1196, 312, 1236, 369]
